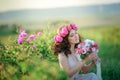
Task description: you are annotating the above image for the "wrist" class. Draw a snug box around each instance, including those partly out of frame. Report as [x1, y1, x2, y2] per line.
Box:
[82, 59, 86, 65]
[91, 60, 95, 65]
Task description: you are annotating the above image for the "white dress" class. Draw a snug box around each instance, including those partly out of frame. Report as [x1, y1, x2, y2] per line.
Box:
[67, 53, 98, 80]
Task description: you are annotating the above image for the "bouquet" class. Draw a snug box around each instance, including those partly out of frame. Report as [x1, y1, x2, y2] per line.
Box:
[76, 39, 98, 59]
[76, 39, 102, 80]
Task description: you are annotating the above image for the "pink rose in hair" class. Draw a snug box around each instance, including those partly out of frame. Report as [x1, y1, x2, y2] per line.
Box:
[60, 28, 68, 37]
[67, 25, 72, 31]
[54, 35, 63, 43]
[71, 23, 78, 31]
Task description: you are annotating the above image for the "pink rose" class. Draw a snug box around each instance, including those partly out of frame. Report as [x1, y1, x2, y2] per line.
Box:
[54, 35, 63, 43]
[85, 47, 90, 52]
[92, 47, 98, 53]
[78, 44, 82, 48]
[81, 42, 85, 46]
[19, 32, 28, 38]
[92, 47, 96, 52]
[18, 37, 24, 44]
[76, 48, 83, 54]
[94, 42, 98, 48]
[38, 32, 42, 36]
[82, 48, 87, 54]
[19, 29, 25, 33]
[60, 28, 68, 37]
[71, 23, 78, 31]
[27, 39, 30, 44]
[67, 25, 72, 31]
[29, 35, 36, 40]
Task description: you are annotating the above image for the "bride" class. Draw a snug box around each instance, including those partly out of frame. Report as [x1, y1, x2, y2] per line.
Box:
[53, 23, 100, 80]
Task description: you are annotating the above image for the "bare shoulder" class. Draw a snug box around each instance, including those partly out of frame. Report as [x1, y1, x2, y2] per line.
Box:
[58, 52, 67, 61]
[58, 52, 70, 70]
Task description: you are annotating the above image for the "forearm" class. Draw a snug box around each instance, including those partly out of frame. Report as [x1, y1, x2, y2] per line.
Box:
[87, 61, 95, 71]
[68, 60, 85, 77]
[82, 61, 95, 74]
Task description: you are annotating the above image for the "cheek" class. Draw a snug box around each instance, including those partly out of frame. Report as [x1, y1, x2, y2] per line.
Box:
[68, 38, 74, 43]
[76, 35, 79, 40]
[69, 38, 76, 43]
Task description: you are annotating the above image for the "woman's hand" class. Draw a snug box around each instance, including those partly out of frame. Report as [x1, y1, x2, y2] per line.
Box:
[81, 53, 99, 73]
[94, 57, 101, 62]
[84, 53, 98, 62]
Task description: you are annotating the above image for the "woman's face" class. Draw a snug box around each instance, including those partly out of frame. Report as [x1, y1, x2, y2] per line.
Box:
[68, 29, 79, 44]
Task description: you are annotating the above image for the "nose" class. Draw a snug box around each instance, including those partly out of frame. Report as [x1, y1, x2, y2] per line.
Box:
[75, 34, 78, 38]
[74, 35, 78, 41]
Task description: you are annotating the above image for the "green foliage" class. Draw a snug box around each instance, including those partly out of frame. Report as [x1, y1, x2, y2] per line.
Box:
[78, 25, 120, 80]
[0, 24, 120, 80]
[0, 28, 68, 80]
[0, 24, 21, 36]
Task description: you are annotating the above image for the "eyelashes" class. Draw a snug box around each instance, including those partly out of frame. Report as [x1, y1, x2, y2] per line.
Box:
[69, 31, 78, 37]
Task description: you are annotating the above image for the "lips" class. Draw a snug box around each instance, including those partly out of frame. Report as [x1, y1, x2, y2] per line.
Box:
[75, 38, 79, 42]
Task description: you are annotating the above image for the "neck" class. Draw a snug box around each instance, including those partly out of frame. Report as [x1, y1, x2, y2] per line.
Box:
[70, 44, 75, 54]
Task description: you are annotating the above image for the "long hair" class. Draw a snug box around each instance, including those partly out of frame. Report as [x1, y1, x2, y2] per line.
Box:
[52, 26, 82, 57]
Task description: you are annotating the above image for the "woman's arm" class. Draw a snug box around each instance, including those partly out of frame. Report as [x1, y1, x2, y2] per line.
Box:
[81, 61, 95, 74]
[81, 54, 100, 74]
[58, 53, 86, 77]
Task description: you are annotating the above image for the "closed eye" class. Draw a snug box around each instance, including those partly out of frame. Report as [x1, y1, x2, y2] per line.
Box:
[70, 33, 74, 37]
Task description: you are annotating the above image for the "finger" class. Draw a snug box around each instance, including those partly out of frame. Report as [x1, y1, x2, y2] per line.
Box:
[92, 53, 97, 57]
[88, 55, 92, 61]
[92, 56, 98, 61]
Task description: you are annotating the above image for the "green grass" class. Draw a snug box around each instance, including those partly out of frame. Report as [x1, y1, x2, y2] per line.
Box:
[0, 24, 120, 80]
[78, 25, 120, 80]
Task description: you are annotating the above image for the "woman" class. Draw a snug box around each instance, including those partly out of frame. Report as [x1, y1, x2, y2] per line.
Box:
[53, 23, 99, 80]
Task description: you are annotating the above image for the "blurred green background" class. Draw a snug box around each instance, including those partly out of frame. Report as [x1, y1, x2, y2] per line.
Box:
[0, 1, 120, 80]
[0, 23, 120, 80]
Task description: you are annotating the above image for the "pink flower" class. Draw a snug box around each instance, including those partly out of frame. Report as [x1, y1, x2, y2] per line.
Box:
[27, 35, 36, 44]
[18, 37, 24, 44]
[38, 32, 42, 36]
[92, 47, 96, 52]
[29, 35, 36, 40]
[27, 39, 30, 44]
[71, 23, 78, 31]
[60, 28, 68, 37]
[54, 35, 63, 43]
[76, 48, 83, 54]
[82, 48, 87, 54]
[81, 42, 86, 46]
[85, 47, 90, 52]
[19, 29, 25, 33]
[67, 25, 72, 31]
[94, 42, 98, 48]
[19, 32, 28, 38]
[78, 44, 82, 48]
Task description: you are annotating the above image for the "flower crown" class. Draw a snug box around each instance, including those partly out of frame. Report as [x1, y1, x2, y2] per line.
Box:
[54, 23, 79, 43]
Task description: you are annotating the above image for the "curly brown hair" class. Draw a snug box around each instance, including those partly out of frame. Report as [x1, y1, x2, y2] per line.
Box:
[52, 26, 82, 57]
